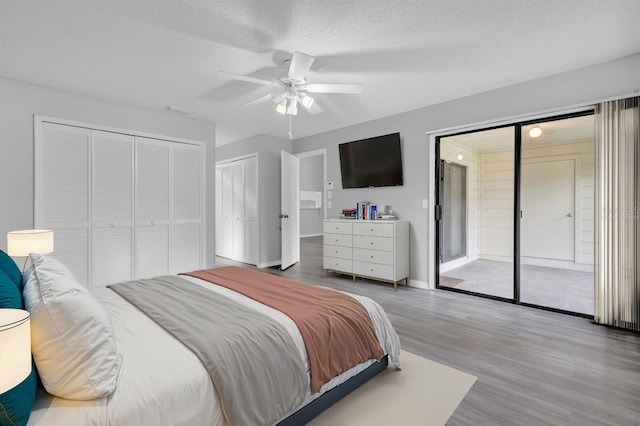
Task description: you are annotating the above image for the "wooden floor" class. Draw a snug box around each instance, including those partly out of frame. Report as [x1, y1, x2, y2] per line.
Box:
[217, 237, 640, 425]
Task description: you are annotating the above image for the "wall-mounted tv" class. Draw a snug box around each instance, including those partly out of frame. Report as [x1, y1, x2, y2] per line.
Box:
[339, 132, 403, 188]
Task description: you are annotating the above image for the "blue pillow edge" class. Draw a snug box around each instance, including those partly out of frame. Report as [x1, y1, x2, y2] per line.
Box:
[0, 250, 22, 291]
[0, 368, 37, 426]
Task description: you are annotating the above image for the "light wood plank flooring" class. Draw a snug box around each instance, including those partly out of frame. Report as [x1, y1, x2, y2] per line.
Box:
[216, 236, 640, 425]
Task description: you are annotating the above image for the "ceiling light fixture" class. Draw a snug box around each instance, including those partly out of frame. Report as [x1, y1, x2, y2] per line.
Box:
[529, 127, 542, 138]
[287, 99, 298, 116]
[301, 94, 314, 109]
[457, 154, 464, 161]
[276, 99, 287, 114]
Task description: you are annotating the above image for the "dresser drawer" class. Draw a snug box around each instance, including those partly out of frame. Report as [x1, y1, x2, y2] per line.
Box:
[353, 222, 394, 237]
[353, 248, 394, 265]
[324, 233, 353, 247]
[353, 235, 394, 252]
[324, 245, 352, 260]
[324, 256, 353, 273]
[353, 261, 394, 281]
[324, 221, 353, 235]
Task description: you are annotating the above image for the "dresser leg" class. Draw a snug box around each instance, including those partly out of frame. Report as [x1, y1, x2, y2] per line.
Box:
[352, 274, 356, 282]
[393, 281, 397, 291]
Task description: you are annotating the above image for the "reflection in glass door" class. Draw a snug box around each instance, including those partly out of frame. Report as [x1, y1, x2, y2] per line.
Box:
[437, 127, 514, 300]
[519, 116, 594, 315]
[440, 161, 467, 263]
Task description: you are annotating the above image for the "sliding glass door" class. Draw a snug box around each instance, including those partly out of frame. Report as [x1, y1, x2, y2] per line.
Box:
[519, 116, 594, 315]
[436, 112, 594, 316]
[437, 126, 514, 300]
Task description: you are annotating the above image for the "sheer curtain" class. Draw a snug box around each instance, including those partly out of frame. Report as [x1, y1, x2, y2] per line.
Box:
[594, 96, 640, 331]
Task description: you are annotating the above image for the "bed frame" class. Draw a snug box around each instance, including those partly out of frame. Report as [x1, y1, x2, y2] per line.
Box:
[278, 355, 389, 425]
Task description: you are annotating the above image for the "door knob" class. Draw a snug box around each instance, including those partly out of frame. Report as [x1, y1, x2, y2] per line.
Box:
[566, 213, 573, 217]
[279, 214, 289, 219]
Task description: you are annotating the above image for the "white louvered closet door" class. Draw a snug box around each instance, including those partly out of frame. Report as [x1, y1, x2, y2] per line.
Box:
[39, 123, 91, 285]
[220, 164, 234, 259]
[243, 156, 258, 264]
[215, 165, 224, 256]
[92, 131, 134, 287]
[135, 138, 171, 279]
[215, 156, 259, 264]
[172, 144, 203, 274]
[232, 161, 245, 260]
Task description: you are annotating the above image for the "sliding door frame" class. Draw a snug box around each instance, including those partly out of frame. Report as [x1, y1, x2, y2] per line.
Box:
[434, 110, 595, 318]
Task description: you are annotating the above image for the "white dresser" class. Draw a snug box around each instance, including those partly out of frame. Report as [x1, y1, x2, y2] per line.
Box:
[323, 219, 410, 290]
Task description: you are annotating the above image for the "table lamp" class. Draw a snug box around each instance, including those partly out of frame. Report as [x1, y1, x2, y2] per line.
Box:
[0, 309, 31, 394]
[7, 229, 54, 271]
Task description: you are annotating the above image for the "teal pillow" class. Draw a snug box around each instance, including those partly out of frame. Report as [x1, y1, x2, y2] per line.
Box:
[0, 370, 38, 426]
[0, 260, 36, 426]
[0, 270, 23, 309]
[0, 250, 22, 292]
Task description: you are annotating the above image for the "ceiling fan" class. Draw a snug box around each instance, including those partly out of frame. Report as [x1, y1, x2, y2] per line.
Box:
[218, 51, 363, 116]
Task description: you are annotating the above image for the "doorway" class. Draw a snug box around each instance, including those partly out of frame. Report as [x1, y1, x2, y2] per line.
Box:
[435, 112, 595, 316]
[440, 161, 467, 264]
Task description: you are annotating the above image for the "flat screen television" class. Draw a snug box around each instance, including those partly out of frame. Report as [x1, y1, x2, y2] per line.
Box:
[339, 132, 403, 188]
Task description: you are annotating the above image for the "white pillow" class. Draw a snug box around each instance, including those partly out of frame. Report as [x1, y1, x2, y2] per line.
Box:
[22, 253, 121, 400]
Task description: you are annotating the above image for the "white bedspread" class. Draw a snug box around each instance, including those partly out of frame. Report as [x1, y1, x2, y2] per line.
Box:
[28, 276, 401, 426]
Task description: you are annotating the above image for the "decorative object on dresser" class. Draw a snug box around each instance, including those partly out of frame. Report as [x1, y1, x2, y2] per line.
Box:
[323, 219, 410, 290]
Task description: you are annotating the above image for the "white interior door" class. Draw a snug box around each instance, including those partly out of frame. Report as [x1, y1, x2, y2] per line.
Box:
[281, 151, 300, 270]
[521, 159, 575, 261]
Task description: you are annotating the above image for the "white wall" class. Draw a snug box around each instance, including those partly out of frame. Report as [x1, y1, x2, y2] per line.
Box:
[0, 77, 216, 265]
[478, 149, 515, 261]
[299, 155, 324, 237]
[292, 53, 640, 287]
[215, 134, 292, 266]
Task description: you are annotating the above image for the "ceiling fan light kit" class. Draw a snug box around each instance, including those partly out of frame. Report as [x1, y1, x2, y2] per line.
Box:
[219, 51, 363, 120]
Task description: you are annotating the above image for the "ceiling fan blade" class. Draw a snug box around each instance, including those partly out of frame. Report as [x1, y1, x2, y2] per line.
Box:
[302, 100, 324, 115]
[288, 52, 315, 81]
[218, 71, 276, 86]
[305, 83, 363, 94]
[244, 93, 273, 107]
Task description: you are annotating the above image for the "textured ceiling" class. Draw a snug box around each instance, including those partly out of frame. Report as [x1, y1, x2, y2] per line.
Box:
[1, 0, 639, 146]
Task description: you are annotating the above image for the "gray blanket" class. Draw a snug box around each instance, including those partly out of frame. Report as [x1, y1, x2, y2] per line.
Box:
[109, 276, 307, 426]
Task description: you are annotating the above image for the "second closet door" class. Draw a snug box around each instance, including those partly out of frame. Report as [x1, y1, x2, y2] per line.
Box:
[93, 131, 134, 286]
[135, 138, 171, 279]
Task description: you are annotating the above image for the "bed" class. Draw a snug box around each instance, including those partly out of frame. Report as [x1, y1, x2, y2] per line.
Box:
[15, 255, 401, 426]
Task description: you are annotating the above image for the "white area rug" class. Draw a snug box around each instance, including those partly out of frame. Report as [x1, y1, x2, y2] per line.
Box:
[309, 350, 477, 426]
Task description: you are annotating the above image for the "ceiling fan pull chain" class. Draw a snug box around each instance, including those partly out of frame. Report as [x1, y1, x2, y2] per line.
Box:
[288, 115, 293, 140]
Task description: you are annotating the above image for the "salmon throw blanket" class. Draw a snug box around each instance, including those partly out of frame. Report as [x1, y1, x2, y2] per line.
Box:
[181, 266, 384, 393]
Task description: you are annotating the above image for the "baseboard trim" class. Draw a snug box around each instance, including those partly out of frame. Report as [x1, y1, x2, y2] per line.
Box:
[409, 279, 430, 289]
[257, 260, 281, 268]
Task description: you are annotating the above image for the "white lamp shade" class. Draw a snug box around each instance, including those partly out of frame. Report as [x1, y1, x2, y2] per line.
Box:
[0, 309, 31, 394]
[7, 229, 54, 257]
